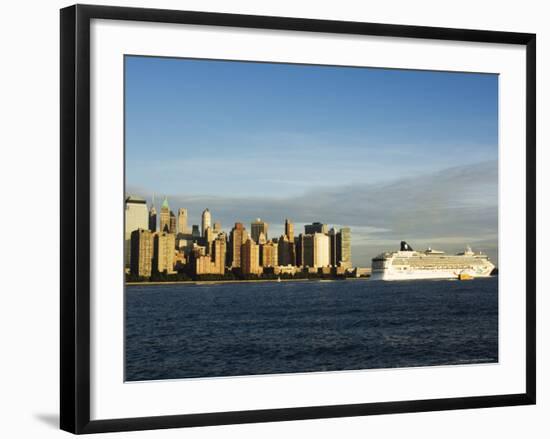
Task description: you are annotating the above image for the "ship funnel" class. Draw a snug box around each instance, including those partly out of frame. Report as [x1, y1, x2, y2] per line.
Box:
[400, 241, 414, 251]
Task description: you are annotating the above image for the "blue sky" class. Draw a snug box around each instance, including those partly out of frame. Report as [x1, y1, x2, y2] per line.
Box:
[125, 56, 498, 265]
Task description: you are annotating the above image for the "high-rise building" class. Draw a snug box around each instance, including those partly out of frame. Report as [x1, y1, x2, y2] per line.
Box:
[130, 228, 153, 277]
[125, 196, 149, 268]
[277, 235, 295, 266]
[201, 208, 211, 237]
[213, 221, 222, 233]
[302, 234, 314, 268]
[337, 227, 352, 269]
[251, 218, 268, 243]
[191, 225, 201, 239]
[153, 232, 176, 274]
[295, 234, 304, 267]
[313, 232, 330, 268]
[261, 241, 278, 268]
[328, 228, 338, 267]
[177, 208, 189, 235]
[211, 235, 227, 275]
[159, 197, 170, 233]
[241, 239, 261, 275]
[229, 223, 248, 268]
[305, 222, 328, 235]
[169, 211, 177, 234]
[285, 218, 294, 241]
[148, 204, 157, 232]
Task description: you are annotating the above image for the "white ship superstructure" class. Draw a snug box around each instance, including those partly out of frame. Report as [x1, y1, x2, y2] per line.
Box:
[371, 241, 495, 281]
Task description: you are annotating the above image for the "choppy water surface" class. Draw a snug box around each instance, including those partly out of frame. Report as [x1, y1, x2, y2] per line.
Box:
[125, 277, 498, 381]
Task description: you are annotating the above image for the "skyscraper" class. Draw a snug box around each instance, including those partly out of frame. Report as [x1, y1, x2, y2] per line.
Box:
[169, 211, 177, 234]
[305, 222, 328, 235]
[201, 208, 211, 237]
[125, 196, 149, 268]
[261, 241, 278, 268]
[284, 218, 295, 241]
[337, 227, 352, 269]
[328, 228, 338, 267]
[229, 223, 248, 268]
[159, 197, 170, 233]
[153, 231, 176, 274]
[241, 238, 261, 275]
[277, 235, 294, 266]
[313, 232, 330, 268]
[251, 218, 268, 243]
[177, 208, 189, 235]
[211, 235, 227, 275]
[148, 204, 157, 232]
[191, 225, 201, 239]
[130, 228, 153, 277]
[302, 234, 314, 267]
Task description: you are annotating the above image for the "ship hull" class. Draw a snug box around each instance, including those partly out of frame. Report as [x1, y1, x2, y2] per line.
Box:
[371, 266, 493, 281]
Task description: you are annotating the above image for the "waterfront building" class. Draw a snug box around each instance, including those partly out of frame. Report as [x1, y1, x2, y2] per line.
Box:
[337, 227, 352, 268]
[153, 231, 176, 274]
[193, 253, 213, 275]
[313, 232, 330, 268]
[305, 222, 328, 235]
[261, 240, 278, 267]
[251, 218, 269, 243]
[241, 238, 261, 275]
[169, 211, 177, 234]
[177, 208, 189, 234]
[159, 197, 170, 233]
[125, 196, 149, 268]
[130, 228, 153, 277]
[285, 218, 294, 241]
[229, 223, 248, 268]
[201, 208, 211, 237]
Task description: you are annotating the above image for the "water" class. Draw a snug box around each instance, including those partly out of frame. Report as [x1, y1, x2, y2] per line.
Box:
[125, 277, 498, 381]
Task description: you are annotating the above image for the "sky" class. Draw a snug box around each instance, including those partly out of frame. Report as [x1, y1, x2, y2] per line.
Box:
[125, 55, 499, 266]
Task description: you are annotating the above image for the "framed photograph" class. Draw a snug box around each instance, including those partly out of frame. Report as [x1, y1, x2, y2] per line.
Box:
[60, 4, 536, 434]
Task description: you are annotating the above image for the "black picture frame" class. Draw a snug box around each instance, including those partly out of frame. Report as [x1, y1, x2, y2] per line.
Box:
[60, 4, 536, 434]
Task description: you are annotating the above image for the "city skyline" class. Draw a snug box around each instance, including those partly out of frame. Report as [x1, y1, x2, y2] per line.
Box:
[125, 56, 498, 265]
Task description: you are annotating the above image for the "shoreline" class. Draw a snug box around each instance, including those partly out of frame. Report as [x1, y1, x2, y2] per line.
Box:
[126, 277, 370, 287]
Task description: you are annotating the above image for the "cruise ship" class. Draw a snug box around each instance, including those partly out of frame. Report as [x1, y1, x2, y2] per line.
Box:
[371, 241, 495, 281]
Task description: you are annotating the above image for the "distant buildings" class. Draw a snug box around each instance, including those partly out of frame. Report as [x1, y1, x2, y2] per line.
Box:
[125, 194, 353, 280]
